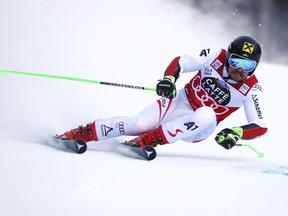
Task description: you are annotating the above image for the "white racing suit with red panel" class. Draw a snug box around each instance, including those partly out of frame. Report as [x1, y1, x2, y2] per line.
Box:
[92, 48, 267, 145]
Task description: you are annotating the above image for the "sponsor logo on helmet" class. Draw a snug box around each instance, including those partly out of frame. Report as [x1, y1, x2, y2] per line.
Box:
[242, 42, 254, 54]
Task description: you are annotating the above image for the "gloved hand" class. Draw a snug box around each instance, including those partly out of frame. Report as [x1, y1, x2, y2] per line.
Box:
[215, 127, 243, 149]
[156, 76, 176, 99]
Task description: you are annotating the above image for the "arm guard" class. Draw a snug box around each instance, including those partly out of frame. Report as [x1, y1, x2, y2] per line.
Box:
[164, 56, 181, 82]
[240, 123, 268, 140]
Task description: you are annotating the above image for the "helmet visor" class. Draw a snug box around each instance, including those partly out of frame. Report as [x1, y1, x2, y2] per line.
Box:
[228, 54, 257, 73]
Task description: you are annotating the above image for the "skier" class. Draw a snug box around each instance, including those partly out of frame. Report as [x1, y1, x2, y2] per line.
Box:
[57, 36, 268, 150]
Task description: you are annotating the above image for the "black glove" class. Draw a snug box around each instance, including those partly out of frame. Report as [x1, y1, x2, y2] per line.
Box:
[215, 128, 243, 149]
[156, 76, 176, 99]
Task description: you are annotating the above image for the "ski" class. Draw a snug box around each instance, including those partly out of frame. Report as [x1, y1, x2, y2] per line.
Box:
[122, 142, 157, 161]
[50, 137, 156, 160]
[52, 137, 87, 154]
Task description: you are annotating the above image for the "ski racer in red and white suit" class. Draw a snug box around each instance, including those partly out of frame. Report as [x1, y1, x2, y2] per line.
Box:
[58, 36, 268, 150]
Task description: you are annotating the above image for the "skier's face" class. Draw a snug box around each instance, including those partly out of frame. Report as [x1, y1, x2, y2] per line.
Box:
[227, 66, 249, 82]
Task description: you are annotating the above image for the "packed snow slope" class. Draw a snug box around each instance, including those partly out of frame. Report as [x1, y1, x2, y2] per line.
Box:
[0, 1, 288, 216]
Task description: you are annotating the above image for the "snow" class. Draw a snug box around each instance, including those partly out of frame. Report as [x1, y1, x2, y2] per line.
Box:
[1, 0, 288, 216]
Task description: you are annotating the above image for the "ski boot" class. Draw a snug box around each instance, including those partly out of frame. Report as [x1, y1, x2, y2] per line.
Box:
[56, 122, 97, 142]
[126, 126, 168, 147]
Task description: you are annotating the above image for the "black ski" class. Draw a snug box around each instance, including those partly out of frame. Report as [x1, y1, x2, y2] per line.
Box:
[52, 137, 87, 154]
[122, 143, 157, 161]
[50, 137, 156, 159]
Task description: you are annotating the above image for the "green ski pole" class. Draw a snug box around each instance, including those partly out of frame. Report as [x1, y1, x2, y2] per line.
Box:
[236, 143, 265, 158]
[0, 69, 156, 92]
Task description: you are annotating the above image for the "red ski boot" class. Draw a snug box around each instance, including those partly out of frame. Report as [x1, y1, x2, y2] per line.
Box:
[56, 122, 97, 142]
[126, 126, 168, 147]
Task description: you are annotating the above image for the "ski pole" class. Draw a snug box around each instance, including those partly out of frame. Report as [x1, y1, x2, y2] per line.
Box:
[0, 69, 156, 92]
[236, 143, 265, 158]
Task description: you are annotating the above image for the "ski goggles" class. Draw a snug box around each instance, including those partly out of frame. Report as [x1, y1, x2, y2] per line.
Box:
[228, 54, 257, 73]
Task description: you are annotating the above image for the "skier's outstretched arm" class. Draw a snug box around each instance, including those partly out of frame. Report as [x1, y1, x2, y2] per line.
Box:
[215, 84, 268, 149]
